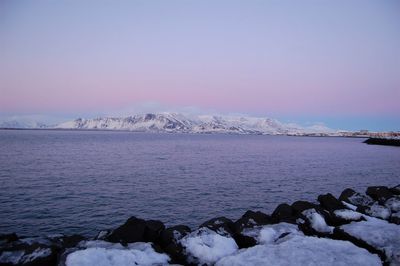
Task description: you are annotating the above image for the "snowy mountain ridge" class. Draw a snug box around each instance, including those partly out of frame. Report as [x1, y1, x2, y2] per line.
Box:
[55, 113, 337, 136]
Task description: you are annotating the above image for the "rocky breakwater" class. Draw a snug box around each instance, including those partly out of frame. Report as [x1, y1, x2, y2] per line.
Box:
[1, 184, 400, 266]
[364, 138, 400, 147]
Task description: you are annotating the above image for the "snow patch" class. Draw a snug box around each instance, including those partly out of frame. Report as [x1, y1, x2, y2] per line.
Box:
[216, 235, 381, 266]
[342, 201, 358, 210]
[334, 209, 364, 220]
[385, 196, 400, 212]
[340, 217, 400, 265]
[242, 222, 302, 244]
[66, 241, 170, 266]
[365, 203, 391, 220]
[302, 209, 334, 234]
[179, 227, 238, 265]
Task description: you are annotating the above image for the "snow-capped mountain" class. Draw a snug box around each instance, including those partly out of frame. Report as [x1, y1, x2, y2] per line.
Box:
[56, 113, 336, 135]
[0, 120, 47, 129]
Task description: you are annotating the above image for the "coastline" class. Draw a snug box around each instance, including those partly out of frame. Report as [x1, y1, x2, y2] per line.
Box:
[1, 184, 399, 266]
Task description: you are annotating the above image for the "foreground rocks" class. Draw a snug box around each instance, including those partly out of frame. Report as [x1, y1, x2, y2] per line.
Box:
[1, 184, 399, 266]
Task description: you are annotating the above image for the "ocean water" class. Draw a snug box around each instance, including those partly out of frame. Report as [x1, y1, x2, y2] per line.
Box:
[0, 130, 399, 237]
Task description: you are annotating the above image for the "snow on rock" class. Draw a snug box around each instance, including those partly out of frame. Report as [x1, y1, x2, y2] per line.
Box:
[216, 235, 381, 266]
[334, 209, 364, 221]
[342, 201, 358, 210]
[363, 203, 391, 220]
[340, 217, 400, 265]
[385, 196, 400, 212]
[348, 193, 375, 206]
[0, 250, 25, 264]
[179, 227, 238, 265]
[302, 209, 334, 234]
[0, 248, 52, 265]
[56, 113, 336, 136]
[65, 241, 170, 266]
[242, 222, 303, 245]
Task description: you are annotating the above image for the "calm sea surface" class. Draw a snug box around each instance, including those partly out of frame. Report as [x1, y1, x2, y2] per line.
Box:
[0, 130, 399, 237]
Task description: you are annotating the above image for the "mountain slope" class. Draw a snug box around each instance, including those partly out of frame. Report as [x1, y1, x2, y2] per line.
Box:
[56, 113, 335, 135]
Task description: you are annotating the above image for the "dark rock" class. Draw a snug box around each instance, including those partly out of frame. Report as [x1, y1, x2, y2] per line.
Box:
[0, 233, 18, 246]
[271, 203, 296, 224]
[233, 234, 257, 249]
[291, 201, 319, 214]
[95, 230, 110, 240]
[297, 208, 333, 237]
[59, 234, 85, 249]
[144, 220, 165, 243]
[339, 188, 374, 207]
[160, 225, 191, 247]
[390, 213, 400, 225]
[366, 186, 394, 204]
[233, 210, 271, 232]
[356, 204, 391, 220]
[159, 225, 191, 265]
[390, 184, 400, 195]
[106, 216, 147, 244]
[199, 217, 235, 236]
[363, 137, 400, 147]
[163, 242, 187, 265]
[0, 242, 58, 266]
[318, 193, 345, 212]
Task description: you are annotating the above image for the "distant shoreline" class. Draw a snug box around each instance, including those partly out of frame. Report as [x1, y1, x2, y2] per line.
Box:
[0, 127, 372, 138]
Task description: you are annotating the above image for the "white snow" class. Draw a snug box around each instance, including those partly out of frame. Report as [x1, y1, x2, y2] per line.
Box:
[385, 196, 400, 212]
[66, 241, 170, 266]
[0, 251, 25, 264]
[216, 235, 381, 266]
[340, 217, 400, 265]
[334, 209, 364, 220]
[179, 227, 238, 265]
[21, 248, 52, 263]
[365, 203, 391, 220]
[302, 209, 334, 234]
[347, 192, 374, 206]
[342, 201, 358, 210]
[0, 248, 51, 264]
[55, 113, 336, 136]
[242, 222, 303, 244]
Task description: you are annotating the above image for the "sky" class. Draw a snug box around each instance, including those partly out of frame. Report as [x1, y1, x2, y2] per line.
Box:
[0, 0, 399, 131]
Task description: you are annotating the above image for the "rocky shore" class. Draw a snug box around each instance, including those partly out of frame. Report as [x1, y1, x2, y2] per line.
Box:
[1, 185, 399, 266]
[364, 138, 400, 147]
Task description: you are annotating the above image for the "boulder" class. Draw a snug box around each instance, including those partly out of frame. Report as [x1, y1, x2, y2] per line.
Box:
[271, 203, 296, 224]
[159, 225, 191, 265]
[297, 208, 334, 237]
[233, 210, 271, 233]
[390, 212, 400, 225]
[105, 216, 147, 244]
[199, 217, 235, 236]
[291, 201, 319, 214]
[0, 241, 58, 266]
[159, 225, 191, 247]
[390, 184, 400, 195]
[339, 188, 374, 207]
[366, 186, 394, 204]
[144, 220, 165, 243]
[357, 203, 391, 220]
[318, 193, 345, 212]
[0, 234, 18, 249]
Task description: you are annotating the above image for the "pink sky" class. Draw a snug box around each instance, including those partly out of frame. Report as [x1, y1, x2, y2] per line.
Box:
[0, 0, 399, 128]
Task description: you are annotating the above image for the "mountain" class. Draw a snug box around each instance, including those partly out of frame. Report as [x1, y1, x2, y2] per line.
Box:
[0, 120, 47, 129]
[56, 113, 336, 136]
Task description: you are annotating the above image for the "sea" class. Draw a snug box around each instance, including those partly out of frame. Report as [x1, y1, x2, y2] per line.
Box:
[0, 129, 399, 237]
